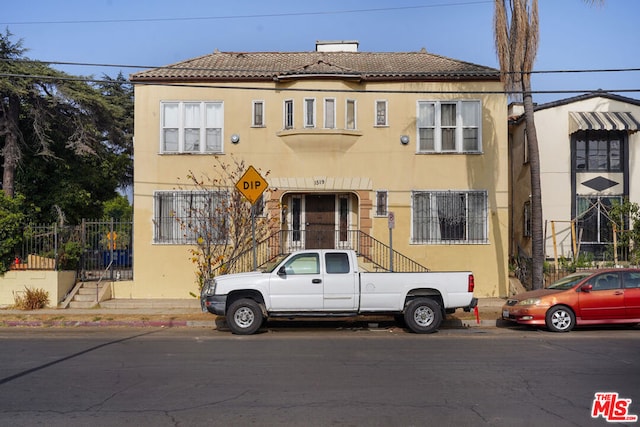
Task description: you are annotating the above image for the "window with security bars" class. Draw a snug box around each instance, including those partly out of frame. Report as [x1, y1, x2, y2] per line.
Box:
[375, 191, 388, 216]
[412, 191, 487, 244]
[154, 191, 229, 244]
[576, 196, 622, 244]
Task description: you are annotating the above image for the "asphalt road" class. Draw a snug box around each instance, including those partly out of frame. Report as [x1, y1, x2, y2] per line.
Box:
[1, 326, 639, 426]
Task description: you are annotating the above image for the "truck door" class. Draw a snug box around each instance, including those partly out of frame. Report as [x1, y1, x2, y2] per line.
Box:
[269, 252, 323, 311]
[322, 252, 358, 310]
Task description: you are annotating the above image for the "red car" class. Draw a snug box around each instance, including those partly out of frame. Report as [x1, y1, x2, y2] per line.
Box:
[502, 269, 640, 332]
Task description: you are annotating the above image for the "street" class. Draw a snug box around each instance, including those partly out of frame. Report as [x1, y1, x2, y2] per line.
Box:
[0, 325, 639, 426]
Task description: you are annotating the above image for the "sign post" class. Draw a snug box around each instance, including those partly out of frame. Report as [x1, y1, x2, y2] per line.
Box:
[388, 211, 395, 272]
[235, 166, 269, 270]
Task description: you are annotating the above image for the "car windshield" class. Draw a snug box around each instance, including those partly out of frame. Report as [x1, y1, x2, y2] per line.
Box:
[261, 254, 289, 273]
[547, 272, 591, 290]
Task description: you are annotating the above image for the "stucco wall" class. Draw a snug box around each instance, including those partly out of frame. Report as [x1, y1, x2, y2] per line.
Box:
[0, 270, 76, 308]
[133, 79, 510, 298]
[510, 96, 640, 261]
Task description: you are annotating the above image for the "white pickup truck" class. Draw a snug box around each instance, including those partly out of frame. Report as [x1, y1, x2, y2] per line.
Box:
[201, 249, 477, 334]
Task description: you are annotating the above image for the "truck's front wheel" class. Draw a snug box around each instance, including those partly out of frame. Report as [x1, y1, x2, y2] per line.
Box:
[404, 298, 442, 334]
[226, 299, 264, 335]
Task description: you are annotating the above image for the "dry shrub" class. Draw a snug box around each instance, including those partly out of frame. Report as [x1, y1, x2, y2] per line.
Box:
[14, 287, 50, 310]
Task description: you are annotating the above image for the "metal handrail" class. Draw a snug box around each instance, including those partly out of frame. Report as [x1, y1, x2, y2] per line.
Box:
[212, 229, 429, 276]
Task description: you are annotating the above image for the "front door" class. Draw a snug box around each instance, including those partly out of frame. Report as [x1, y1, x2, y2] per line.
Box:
[306, 195, 335, 249]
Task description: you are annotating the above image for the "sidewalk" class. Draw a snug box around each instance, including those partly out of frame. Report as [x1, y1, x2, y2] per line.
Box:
[0, 298, 506, 329]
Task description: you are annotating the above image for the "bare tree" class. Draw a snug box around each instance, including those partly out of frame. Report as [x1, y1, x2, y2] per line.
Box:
[174, 156, 278, 292]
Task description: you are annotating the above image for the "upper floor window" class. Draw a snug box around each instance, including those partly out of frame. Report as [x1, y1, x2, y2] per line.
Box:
[417, 100, 481, 153]
[346, 99, 357, 130]
[252, 100, 264, 127]
[304, 98, 316, 128]
[324, 98, 336, 129]
[161, 101, 223, 154]
[574, 131, 623, 172]
[154, 190, 229, 244]
[284, 99, 294, 129]
[412, 190, 487, 244]
[375, 100, 388, 126]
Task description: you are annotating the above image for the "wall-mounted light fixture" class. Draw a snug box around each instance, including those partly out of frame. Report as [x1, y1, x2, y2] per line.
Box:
[230, 134, 240, 144]
[400, 135, 410, 145]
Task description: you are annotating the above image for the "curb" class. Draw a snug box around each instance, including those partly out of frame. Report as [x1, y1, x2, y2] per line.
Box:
[0, 317, 500, 329]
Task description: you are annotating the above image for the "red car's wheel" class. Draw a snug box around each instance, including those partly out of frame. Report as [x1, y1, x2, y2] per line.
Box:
[545, 306, 575, 332]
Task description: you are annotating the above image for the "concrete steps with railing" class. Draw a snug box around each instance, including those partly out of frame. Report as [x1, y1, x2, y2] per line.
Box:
[60, 281, 110, 309]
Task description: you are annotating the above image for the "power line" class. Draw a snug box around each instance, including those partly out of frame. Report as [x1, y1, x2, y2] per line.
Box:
[2, 58, 640, 76]
[1, 71, 638, 97]
[0, 1, 491, 26]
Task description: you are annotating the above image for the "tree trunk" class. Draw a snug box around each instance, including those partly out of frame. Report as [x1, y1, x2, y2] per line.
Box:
[522, 77, 545, 289]
[1, 94, 21, 198]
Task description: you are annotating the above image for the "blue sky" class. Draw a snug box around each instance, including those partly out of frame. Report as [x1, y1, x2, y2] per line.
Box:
[2, 0, 639, 104]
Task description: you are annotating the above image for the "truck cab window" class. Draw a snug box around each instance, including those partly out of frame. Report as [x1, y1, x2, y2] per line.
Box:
[325, 253, 350, 274]
[284, 254, 319, 275]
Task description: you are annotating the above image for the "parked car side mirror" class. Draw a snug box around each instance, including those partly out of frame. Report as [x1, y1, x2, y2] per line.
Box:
[278, 266, 287, 276]
[580, 284, 593, 293]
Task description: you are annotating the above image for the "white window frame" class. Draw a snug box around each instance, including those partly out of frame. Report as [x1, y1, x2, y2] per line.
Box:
[160, 101, 224, 154]
[375, 100, 388, 127]
[324, 98, 336, 129]
[284, 99, 294, 129]
[252, 100, 265, 127]
[416, 100, 482, 153]
[304, 98, 316, 128]
[346, 99, 357, 130]
[411, 190, 488, 244]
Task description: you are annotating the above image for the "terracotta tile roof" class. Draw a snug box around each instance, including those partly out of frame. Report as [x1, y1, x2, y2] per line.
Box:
[130, 50, 499, 82]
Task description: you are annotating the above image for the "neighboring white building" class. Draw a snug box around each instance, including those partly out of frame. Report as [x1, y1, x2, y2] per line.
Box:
[509, 92, 640, 263]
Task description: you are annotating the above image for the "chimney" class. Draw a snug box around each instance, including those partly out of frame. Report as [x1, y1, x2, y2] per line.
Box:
[315, 40, 359, 52]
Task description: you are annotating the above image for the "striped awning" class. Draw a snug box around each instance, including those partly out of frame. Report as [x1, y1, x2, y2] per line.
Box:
[569, 111, 640, 134]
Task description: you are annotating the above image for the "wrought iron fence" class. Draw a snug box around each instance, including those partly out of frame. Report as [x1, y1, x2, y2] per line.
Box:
[11, 220, 133, 281]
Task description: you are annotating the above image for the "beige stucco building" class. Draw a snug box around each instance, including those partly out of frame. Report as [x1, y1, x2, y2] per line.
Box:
[509, 92, 640, 265]
[129, 41, 510, 299]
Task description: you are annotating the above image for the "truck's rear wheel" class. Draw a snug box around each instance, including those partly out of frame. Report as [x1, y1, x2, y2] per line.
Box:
[404, 298, 442, 334]
[226, 299, 263, 335]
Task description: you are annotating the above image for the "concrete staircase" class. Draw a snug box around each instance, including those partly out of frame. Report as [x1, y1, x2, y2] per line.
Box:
[60, 280, 110, 309]
[68, 282, 101, 308]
